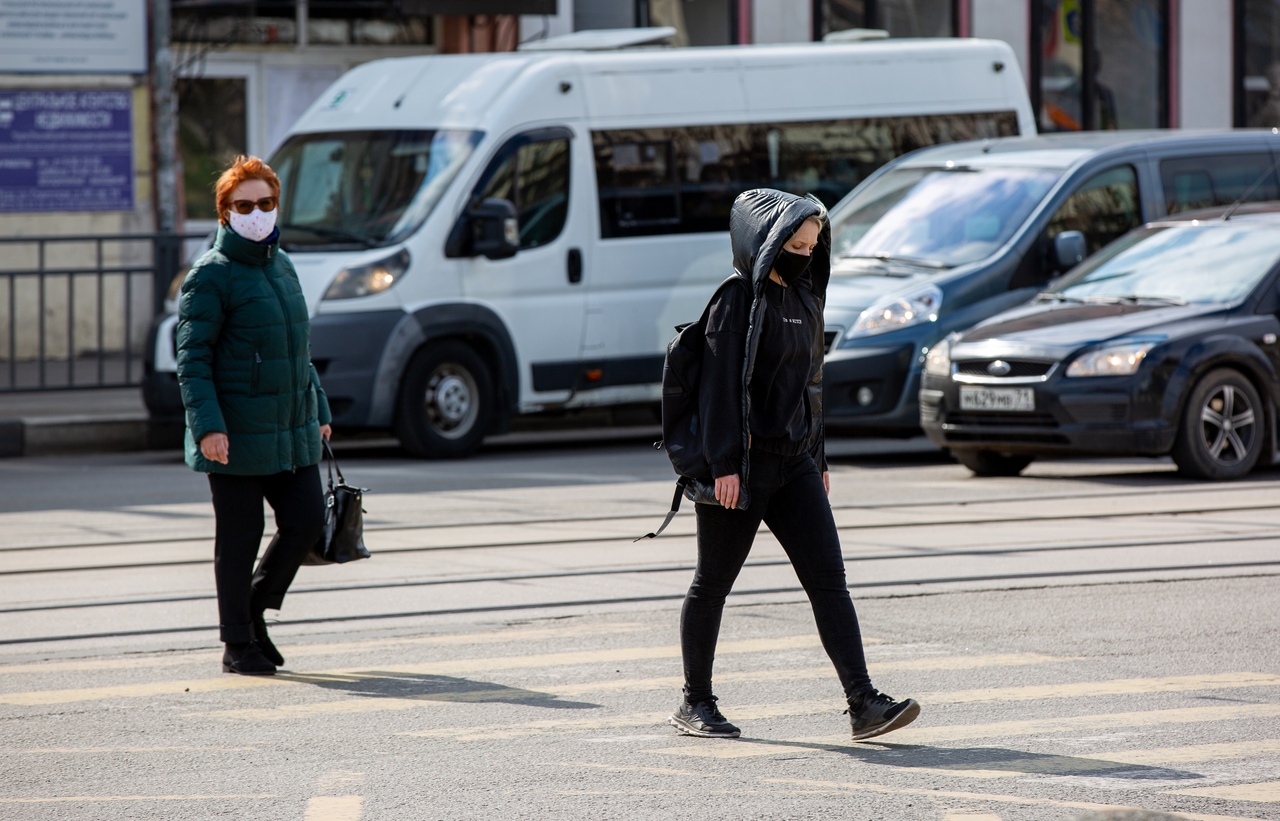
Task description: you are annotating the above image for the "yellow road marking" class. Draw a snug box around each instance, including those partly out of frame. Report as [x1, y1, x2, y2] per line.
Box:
[943, 813, 1002, 821]
[0, 636, 820, 706]
[1109, 739, 1280, 766]
[0, 621, 656, 676]
[0, 794, 277, 804]
[920, 672, 1280, 704]
[653, 703, 1280, 759]
[543, 762, 711, 778]
[1167, 781, 1280, 802]
[207, 653, 1066, 722]
[3, 746, 256, 755]
[758, 778, 1268, 821]
[404, 674, 1280, 743]
[304, 796, 363, 821]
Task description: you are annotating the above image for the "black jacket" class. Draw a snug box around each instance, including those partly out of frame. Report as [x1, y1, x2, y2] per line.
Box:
[696, 189, 831, 500]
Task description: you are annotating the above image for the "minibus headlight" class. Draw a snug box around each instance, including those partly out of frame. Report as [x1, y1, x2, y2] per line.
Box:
[324, 249, 411, 300]
[1065, 341, 1157, 377]
[924, 338, 952, 377]
[847, 285, 943, 339]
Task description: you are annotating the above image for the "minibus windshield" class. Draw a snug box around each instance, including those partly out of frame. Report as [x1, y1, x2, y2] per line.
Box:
[1050, 223, 1280, 305]
[271, 129, 482, 249]
[831, 165, 1062, 270]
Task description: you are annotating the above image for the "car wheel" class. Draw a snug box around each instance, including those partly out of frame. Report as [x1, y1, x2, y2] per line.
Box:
[952, 448, 1034, 477]
[1172, 368, 1263, 480]
[395, 341, 493, 459]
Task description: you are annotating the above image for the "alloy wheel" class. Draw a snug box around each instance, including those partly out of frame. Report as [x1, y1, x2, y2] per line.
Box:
[1198, 383, 1256, 466]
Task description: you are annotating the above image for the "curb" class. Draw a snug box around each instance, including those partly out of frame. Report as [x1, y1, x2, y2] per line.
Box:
[0, 415, 184, 458]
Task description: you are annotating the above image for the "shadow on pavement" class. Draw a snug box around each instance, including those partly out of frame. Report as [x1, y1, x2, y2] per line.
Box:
[722, 737, 1203, 782]
[276, 670, 599, 710]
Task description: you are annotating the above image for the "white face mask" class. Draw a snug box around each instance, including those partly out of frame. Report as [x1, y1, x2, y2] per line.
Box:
[227, 206, 277, 242]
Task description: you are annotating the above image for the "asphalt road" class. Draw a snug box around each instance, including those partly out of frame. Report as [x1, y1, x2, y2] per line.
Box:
[0, 433, 1278, 821]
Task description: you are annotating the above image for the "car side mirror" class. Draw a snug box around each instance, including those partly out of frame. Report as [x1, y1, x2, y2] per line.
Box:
[1053, 230, 1087, 272]
[470, 198, 519, 260]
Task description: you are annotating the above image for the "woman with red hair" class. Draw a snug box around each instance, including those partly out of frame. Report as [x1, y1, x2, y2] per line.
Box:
[177, 155, 332, 675]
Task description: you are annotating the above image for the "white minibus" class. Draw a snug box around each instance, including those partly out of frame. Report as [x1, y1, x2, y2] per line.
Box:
[144, 31, 1035, 457]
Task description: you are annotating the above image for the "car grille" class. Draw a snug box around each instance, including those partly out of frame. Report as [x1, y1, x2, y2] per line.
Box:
[942, 411, 1068, 445]
[955, 360, 1054, 378]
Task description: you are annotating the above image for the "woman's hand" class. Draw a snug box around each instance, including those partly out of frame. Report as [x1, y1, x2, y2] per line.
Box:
[200, 432, 230, 464]
[715, 474, 741, 509]
[823, 471, 830, 495]
[320, 424, 332, 441]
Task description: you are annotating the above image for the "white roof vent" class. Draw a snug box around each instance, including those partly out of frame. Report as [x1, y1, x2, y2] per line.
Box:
[518, 27, 677, 52]
[822, 28, 890, 42]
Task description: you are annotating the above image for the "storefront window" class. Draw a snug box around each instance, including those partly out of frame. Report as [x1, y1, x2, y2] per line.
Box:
[178, 78, 247, 221]
[1033, 0, 1167, 132]
[813, 0, 955, 40]
[1240, 0, 1280, 127]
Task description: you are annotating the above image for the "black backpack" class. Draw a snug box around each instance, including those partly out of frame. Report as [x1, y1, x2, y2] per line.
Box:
[638, 276, 747, 540]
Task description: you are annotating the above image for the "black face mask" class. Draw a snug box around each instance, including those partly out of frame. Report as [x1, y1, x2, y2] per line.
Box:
[772, 248, 811, 286]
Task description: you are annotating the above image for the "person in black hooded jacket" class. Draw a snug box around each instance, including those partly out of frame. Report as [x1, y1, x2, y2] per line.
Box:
[669, 189, 921, 742]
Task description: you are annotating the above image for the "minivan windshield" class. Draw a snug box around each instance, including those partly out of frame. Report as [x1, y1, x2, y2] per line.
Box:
[831, 166, 1062, 270]
[1050, 223, 1280, 304]
[271, 129, 482, 250]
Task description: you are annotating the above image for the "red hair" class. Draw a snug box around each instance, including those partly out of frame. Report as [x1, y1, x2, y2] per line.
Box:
[214, 155, 281, 225]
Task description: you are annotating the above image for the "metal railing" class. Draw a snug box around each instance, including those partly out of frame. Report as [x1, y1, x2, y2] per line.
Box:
[0, 233, 204, 392]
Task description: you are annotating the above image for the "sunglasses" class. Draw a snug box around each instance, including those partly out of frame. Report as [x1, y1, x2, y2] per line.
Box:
[230, 197, 278, 215]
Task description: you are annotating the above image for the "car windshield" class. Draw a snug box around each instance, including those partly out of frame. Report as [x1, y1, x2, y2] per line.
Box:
[271, 129, 482, 249]
[1054, 223, 1280, 304]
[830, 165, 1062, 270]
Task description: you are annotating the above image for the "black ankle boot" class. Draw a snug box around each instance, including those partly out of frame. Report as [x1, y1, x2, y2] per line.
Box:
[222, 642, 276, 676]
[251, 614, 284, 667]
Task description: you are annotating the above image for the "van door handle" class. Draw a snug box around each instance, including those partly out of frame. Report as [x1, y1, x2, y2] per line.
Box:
[567, 248, 583, 284]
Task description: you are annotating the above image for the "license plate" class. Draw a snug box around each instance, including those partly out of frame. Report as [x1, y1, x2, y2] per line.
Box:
[959, 387, 1035, 412]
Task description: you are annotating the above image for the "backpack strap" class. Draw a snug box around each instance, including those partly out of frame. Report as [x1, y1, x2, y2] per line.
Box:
[635, 476, 691, 541]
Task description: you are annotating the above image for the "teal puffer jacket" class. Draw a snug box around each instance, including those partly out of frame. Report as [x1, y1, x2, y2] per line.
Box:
[176, 226, 332, 476]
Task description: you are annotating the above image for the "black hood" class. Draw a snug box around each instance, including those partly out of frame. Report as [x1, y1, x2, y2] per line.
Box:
[729, 188, 831, 299]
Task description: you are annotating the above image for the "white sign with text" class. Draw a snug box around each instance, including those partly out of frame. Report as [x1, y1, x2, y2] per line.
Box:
[0, 0, 147, 74]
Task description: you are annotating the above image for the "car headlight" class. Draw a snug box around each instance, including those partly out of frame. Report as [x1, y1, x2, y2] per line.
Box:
[847, 284, 943, 339]
[1065, 341, 1157, 377]
[323, 249, 410, 300]
[924, 338, 951, 377]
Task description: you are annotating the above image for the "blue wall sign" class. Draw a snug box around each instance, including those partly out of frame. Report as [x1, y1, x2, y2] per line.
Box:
[0, 89, 133, 213]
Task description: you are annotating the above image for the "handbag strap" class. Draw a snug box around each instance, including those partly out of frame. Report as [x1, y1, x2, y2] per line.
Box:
[322, 438, 345, 487]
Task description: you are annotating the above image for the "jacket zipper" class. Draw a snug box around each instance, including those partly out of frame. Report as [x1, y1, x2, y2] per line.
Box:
[251, 352, 262, 397]
[265, 265, 298, 470]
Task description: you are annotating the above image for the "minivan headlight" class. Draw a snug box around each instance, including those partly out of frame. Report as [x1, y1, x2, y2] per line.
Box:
[847, 284, 943, 339]
[323, 249, 410, 300]
[924, 338, 952, 377]
[1065, 341, 1157, 377]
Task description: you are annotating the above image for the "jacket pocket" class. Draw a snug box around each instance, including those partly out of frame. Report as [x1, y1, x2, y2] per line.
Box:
[251, 352, 262, 397]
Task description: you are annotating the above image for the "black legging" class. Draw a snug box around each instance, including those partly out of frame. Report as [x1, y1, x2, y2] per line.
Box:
[680, 449, 872, 705]
[207, 465, 324, 643]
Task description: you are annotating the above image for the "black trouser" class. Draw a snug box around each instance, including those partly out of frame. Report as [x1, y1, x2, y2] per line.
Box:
[207, 465, 324, 643]
[680, 449, 872, 705]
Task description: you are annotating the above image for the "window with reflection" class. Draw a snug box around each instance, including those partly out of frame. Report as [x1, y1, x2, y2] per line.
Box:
[476, 137, 571, 250]
[1160, 155, 1280, 215]
[813, 0, 955, 39]
[1033, 0, 1167, 132]
[1047, 165, 1140, 255]
[1239, 0, 1280, 127]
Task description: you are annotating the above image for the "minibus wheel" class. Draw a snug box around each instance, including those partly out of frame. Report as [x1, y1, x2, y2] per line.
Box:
[395, 340, 493, 458]
[952, 448, 1033, 477]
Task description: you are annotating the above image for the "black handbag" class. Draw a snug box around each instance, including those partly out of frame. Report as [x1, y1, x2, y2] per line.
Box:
[303, 440, 371, 565]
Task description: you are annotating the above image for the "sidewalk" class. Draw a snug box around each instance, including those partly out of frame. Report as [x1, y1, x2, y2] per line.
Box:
[0, 387, 172, 458]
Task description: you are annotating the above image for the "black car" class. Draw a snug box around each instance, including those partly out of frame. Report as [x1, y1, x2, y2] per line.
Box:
[919, 209, 1280, 480]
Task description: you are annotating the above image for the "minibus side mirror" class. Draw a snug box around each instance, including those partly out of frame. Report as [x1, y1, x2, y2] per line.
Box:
[1053, 230, 1087, 272]
[470, 198, 519, 260]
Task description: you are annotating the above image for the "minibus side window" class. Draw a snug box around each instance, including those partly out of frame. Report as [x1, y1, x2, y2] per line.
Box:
[1161, 154, 1280, 215]
[475, 137, 571, 250]
[591, 110, 1020, 239]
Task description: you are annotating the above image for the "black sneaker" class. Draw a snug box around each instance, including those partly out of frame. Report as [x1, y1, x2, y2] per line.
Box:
[847, 688, 920, 741]
[669, 696, 741, 738]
